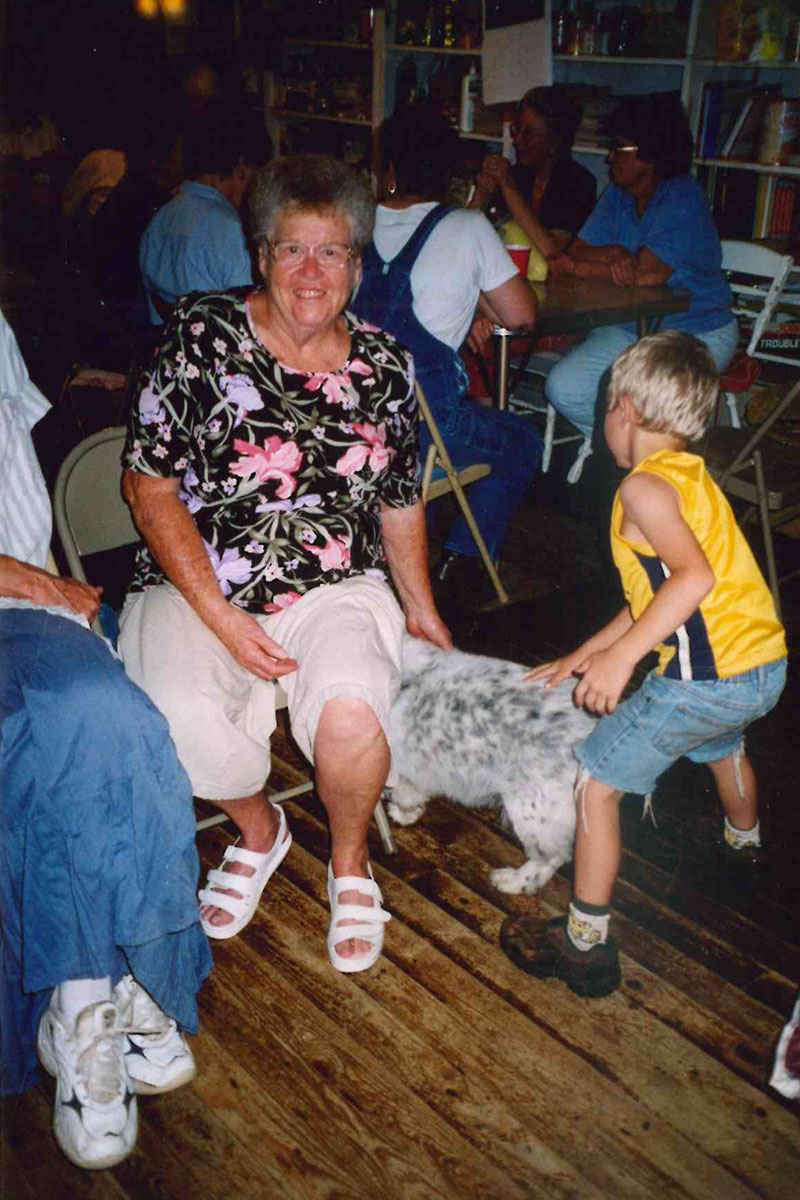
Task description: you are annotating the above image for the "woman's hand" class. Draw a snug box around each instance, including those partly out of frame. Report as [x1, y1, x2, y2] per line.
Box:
[610, 255, 637, 287]
[548, 253, 575, 278]
[467, 315, 495, 354]
[213, 605, 298, 681]
[406, 610, 452, 651]
[480, 154, 515, 192]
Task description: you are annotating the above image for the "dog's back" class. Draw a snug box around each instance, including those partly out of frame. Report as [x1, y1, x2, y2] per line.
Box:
[391, 637, 596, 806]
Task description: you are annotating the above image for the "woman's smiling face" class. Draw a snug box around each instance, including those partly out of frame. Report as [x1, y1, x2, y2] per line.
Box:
[258, 206, 361, 335]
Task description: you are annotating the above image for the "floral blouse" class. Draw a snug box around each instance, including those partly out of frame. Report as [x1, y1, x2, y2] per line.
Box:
[123, 287, 420, 613]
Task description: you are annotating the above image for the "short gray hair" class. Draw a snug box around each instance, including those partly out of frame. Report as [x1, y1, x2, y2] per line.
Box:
[249, 154, 375, 250]
[608, 330, 719, 441]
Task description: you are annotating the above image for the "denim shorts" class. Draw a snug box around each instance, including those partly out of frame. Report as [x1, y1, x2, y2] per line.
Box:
[576, 658, 787, 797]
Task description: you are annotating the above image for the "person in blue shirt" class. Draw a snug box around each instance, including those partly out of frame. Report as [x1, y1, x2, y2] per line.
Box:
[545, 92, 737, 446]
[139, 108, 271, 324]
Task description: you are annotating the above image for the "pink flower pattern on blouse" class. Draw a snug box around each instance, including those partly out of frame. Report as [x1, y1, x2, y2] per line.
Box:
[230, 435, 302, 498]
[123, 289, 419, 612]
[335, 423, 392, 477]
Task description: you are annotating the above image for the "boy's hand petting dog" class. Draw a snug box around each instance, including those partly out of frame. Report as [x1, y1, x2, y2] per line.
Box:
[570, 646, 635, 714]
[527, 646, 635, 714]
[526, 648, 588, 689]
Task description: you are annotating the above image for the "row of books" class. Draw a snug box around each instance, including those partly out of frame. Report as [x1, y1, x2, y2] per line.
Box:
[709, 169, 800, 244]
[693, 82, 781, 162]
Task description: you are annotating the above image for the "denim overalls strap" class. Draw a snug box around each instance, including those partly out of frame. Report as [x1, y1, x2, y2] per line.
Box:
[353, 204, 468, 411]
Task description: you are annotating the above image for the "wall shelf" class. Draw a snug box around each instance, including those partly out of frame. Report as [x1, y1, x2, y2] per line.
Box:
[698, 157, 800, 177]
[271, 108, 371, 128]
[554, 54, 685, 66]
[387, 43, 479, 56]
[285, 38, 371, 51]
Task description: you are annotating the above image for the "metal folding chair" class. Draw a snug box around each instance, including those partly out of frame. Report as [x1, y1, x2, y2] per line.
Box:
[415, 380, 508, 606]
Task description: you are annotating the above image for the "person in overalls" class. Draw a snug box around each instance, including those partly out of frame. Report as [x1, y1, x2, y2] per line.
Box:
[349, 102, 542, 603]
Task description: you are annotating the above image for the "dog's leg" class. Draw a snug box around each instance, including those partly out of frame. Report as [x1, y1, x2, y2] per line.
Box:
[489, 784, 575, 894]
[490, 856, 566, 895]
[385, 777, 430, 826]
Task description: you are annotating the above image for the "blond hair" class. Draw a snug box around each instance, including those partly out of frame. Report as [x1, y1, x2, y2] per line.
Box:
[607, 331, 719, 441]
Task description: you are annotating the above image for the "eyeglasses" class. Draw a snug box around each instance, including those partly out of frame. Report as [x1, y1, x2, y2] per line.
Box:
[607, 143, 639, 156]
[510, 123, 548, 142]
[269, 241, 355, 270]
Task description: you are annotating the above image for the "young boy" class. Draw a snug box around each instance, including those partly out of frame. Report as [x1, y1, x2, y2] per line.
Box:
[501, 330, 787, 999]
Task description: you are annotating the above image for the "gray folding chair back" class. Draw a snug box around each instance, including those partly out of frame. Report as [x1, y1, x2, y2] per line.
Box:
[53, 426, 137, 582]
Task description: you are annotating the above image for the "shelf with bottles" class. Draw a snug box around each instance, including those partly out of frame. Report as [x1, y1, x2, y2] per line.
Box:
[551, 0, 693, 61]
[269, 41, 374, 126]
[390, 0, 483, 52]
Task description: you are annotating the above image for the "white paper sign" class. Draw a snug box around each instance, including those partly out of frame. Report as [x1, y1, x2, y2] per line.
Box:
[482, 11, 553, 105]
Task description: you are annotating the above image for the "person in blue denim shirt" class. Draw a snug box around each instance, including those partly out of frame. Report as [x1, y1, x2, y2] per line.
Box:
[545, 92, 738, 449]
[501, 331, 786, 999]
[139, 107, 271, 324]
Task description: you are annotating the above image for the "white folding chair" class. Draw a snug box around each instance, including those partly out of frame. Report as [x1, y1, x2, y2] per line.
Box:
[415, 381, 509, 605]
[719, 240, 796, 428]
[53, 427, 397, 853]
[506, 347, 592, 483]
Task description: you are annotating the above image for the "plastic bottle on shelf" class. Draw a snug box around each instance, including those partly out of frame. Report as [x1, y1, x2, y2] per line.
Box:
[460, 59, 480, 133]
[552, 1, 570, 52]
[395, 55, 418, 109]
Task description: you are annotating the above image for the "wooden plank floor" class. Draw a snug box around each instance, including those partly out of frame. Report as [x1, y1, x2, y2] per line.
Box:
[3, 458, 799, 1198]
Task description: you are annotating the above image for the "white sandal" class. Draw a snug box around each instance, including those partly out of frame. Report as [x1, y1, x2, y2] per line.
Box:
[198, 803, 291, 940]
[326, 862, 391, 974]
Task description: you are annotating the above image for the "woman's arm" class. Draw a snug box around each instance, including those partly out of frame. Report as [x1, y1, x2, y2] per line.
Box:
[480, 273, 537, 331]
[379, 500, 451, 649]
[478, 154, 556, 258]
[122, 470, 297, 680]
[611, 245, 673, 288]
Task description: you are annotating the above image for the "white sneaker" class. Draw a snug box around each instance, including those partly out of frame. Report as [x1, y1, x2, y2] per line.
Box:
[113, 975, 196, 1095]
[36, 999, 137, 1170]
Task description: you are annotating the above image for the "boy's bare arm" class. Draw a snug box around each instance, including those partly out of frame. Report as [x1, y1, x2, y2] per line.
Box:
[526, 606, 633, 686]
[572, 473, 714, 713]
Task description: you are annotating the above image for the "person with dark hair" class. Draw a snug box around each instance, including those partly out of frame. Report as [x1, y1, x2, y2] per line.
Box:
[469, 86, 597, 260]
[349, 102, 542, 602]
[544, 91, 737, 447]
[138, 107, 272, 325]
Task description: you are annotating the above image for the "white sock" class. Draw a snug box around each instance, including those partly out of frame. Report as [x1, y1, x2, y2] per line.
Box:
[724, 817, 761, 849]
[54, 977, 112, 1030]
[567, 900, 610, 951]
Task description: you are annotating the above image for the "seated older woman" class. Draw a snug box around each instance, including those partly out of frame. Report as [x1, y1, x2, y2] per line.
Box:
[118, 155, 450, 974]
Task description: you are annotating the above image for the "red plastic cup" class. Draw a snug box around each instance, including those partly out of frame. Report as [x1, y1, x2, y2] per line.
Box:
[506, 244, 531, 275]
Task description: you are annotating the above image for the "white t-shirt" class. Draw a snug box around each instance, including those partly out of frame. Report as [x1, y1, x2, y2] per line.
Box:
[370, 203, 517, 351]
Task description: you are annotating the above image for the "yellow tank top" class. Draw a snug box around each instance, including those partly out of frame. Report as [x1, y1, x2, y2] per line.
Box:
[611, 449, 786, 679]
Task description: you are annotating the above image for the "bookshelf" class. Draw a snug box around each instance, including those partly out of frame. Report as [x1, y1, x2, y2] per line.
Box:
[262, 2, 800, 242]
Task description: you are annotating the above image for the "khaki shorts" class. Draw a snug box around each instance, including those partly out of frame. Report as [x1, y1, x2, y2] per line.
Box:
[118, 575, 406, 800]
